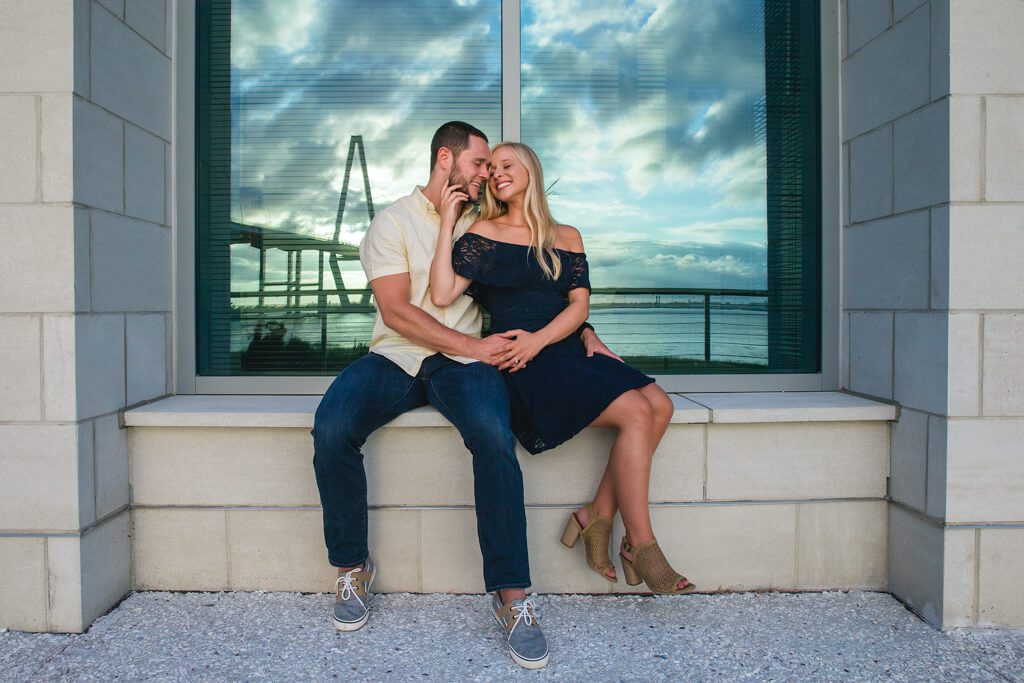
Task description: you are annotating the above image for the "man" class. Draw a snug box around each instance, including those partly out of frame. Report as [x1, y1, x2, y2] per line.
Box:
[312, 121, 614, 670]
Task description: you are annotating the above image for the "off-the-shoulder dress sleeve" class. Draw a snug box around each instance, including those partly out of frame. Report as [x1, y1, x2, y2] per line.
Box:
[452, 233, 497, 282]
[566, 252, 591, 291]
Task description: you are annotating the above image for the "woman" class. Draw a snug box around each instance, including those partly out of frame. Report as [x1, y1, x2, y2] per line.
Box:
[429, 142, 694, 594]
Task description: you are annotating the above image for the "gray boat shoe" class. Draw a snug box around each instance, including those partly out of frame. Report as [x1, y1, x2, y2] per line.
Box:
[333, 556, 376, 632]
[490, 593, 549, 670]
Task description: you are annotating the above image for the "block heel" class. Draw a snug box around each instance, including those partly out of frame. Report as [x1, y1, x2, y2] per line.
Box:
[560, 515, 582, 548]
[620, 555, 642, 586]
[561, 504, 617, 583]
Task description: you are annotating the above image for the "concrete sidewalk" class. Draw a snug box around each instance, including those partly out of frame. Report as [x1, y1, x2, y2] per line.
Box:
[2, 591, 1022, 682]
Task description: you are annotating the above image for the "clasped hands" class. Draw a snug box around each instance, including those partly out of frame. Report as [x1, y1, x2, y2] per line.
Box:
[474, 330, 546, 373]
[472, 328, 622, 372]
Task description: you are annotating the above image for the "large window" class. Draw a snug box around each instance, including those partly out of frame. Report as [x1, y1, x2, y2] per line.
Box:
[196, 0, 821, 378]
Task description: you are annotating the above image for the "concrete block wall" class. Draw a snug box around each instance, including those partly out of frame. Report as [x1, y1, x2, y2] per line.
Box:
[842, 0, 1024, 628]
[841, 12, 949, 629]
[0, 0, 173, 633]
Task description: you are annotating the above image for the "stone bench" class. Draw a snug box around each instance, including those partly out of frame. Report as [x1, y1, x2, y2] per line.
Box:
[124, 392, 896, 595]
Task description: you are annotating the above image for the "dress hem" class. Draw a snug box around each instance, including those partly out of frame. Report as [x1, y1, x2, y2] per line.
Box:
[517, 375, 656, 455]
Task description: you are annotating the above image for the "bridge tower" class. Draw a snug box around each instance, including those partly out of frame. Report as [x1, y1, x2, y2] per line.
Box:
[330, 135, 375, 305]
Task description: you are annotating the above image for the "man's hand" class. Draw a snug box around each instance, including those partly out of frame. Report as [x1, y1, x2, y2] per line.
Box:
[581, 327, 622, 362]
[469, 333, 516, 366]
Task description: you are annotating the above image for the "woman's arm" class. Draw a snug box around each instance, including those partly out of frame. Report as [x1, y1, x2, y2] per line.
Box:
[429, 182, 475, 307]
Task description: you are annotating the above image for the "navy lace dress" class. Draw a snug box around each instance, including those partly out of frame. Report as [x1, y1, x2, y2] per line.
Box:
[452, 232, 654, 454]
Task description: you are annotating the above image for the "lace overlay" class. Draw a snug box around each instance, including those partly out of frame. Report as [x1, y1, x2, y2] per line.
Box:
[452, 233, 589, 292]
[451, 231, 499, 283]
[565, 251, 589, 291]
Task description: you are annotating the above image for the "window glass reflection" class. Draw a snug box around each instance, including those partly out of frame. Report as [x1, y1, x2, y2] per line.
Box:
[197, 0, 502, 374]
[521, 1, 818, 373]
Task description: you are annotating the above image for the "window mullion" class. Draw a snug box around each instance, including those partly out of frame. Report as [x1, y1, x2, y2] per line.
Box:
[501, 0, 521, 142]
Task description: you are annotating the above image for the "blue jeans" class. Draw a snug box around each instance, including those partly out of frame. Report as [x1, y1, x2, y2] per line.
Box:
[312, 352, 530, 592]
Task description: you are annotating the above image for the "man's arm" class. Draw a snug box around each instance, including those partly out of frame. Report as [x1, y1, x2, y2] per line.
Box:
[371, 273, 512, 364]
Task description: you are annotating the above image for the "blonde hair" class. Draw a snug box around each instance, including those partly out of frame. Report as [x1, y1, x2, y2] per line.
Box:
[480, 142, 561, 280]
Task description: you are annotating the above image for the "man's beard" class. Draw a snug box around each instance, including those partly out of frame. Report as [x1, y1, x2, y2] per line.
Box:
[448, 170, 477, 201]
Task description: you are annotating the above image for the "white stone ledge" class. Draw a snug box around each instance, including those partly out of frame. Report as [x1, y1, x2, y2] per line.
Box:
[684, 392, 897, 423]
[123, 391, 895, 428]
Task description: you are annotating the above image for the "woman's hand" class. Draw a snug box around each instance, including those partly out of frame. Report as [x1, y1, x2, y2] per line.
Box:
[497, 329, 548, 372]
[439, 181, 468, 230]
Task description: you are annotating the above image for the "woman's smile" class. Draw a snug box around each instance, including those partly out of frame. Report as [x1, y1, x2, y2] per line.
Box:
[488, 147, 529, 201]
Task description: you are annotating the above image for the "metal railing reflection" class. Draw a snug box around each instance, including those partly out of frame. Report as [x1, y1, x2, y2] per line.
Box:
[586, 288, 769, 363]
[230, 286, 770, 368]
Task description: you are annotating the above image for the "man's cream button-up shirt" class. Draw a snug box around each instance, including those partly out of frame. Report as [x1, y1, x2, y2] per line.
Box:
[359, 186, 482, 376]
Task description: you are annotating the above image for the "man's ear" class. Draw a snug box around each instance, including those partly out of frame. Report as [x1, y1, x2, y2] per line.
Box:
[436, 147, 451, 171]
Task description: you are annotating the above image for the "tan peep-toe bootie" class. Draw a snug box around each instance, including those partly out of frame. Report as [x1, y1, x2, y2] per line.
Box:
[620, 537, 696, 594]
[560, 504, 617, 582]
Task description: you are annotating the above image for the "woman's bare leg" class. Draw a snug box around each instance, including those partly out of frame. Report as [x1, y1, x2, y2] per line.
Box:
[580, 384, 673, 524]
[583, 386, 688, 590]
[575, 384, 675, 579]
[588, 390, 656, 543]
[639, 383, 674, 452]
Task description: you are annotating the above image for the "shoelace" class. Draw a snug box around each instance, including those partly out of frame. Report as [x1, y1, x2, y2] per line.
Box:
[336, 569, 366, 609]
[510, 598, 538, 629]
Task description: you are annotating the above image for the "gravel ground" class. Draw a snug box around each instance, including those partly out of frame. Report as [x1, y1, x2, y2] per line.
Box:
[2, 591, 1022, 682]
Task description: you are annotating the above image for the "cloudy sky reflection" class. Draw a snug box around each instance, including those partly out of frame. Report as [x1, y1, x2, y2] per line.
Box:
[227, 0, 768, 292]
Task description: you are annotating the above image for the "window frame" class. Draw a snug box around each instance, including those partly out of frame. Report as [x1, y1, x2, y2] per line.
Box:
[174, 0, 840, 394]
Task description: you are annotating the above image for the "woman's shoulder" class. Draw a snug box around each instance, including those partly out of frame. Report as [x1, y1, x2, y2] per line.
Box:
[465, 219, 501, 239]
[555, 224, 584, 253]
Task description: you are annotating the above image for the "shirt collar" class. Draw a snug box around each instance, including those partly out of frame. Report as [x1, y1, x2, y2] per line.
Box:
[411, 185, 480, 222]
[412, 186, 439, 218]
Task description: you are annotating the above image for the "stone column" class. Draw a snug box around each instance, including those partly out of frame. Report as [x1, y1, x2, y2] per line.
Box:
[843, 0, 1024, 628]
[0, 0, 172, 633]
[932, 0, 1024, 628]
